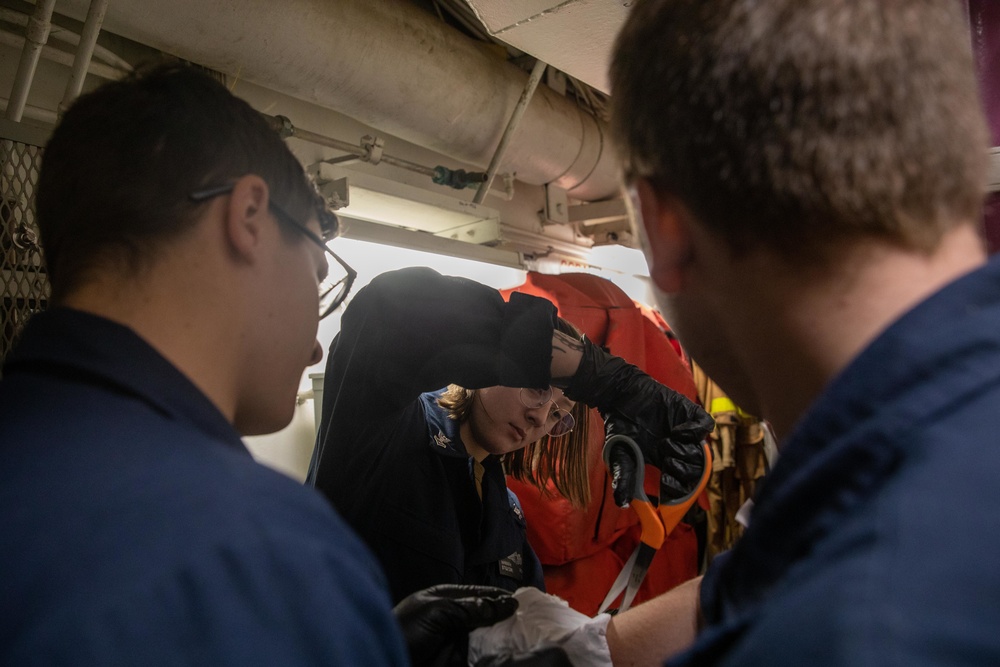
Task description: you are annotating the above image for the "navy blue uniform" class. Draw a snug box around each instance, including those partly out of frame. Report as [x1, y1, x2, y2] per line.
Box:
[309, 267, 553, 603]
[673, 257, 1000, 665]
[0, 309, 407, 666]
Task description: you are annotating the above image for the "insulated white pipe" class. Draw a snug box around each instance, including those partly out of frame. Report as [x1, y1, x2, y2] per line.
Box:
[0, 29, 125, 83]
[6, 0, 58, 122]
[61, 0, 111, 109]
[0, 95, 59, 125]
[0, 8, 132, 73]
[52, 0, 619, 200]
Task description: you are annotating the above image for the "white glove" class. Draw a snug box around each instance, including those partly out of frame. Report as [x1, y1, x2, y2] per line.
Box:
[468, 588, 612, 667]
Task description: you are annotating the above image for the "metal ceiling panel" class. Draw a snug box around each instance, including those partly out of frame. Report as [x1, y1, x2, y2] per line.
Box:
[466, 0, 630, 93]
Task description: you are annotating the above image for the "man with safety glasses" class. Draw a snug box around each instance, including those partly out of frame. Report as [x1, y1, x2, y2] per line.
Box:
[0, 63, 519, 666]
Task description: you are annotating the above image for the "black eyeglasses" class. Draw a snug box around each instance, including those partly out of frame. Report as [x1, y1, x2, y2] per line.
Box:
[189, 183, 357, 319]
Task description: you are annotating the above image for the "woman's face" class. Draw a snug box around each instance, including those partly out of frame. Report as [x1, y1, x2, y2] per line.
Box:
[464, 386, 575, 457]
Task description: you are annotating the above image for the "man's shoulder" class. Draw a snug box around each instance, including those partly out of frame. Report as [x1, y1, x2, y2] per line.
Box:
[1, 423, 405, 665]
[692, 478, 1000, 666]
[711, 545, 1000, 665]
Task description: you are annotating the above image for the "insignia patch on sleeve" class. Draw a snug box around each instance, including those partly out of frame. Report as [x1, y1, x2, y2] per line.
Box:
[498, 551, 524, 581]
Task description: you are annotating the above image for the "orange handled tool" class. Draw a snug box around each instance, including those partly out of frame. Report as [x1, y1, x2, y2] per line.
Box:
[597, 434, 712, 614]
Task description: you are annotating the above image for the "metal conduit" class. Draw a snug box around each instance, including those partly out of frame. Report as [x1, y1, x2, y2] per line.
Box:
[266, 115, 359, 155]
[0, 30, 124, 83]
[0, 8, 131, 73]
[61, 0, 111, 109]
[6, 0, 58, 122]
[265, 114, 480, 186]
[0, 95, 59, 125]
[474, 58, 546, 204]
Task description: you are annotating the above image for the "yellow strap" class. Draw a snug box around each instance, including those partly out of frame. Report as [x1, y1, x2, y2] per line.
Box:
[710, 396, 756, 419]
[710, 397, 737, 414]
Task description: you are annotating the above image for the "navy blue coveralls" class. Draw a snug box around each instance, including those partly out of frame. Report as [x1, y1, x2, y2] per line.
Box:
[671, 257, 1000, 665]
[0, 309, 406, 666]
[309, 267, 553, 603]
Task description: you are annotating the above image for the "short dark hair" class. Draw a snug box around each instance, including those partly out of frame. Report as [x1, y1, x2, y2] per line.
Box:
[610, 0, 989, 261]
[37, 62, 332, 302]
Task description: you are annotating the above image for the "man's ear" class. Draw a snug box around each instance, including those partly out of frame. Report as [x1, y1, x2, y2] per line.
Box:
[634, 178, 692, 294]
[225, 174, 270, 262]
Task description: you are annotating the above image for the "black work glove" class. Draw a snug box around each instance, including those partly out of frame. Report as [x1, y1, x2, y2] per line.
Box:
[475, 645, 573, 667]
[563, 337, 713, 502]
[605, 412, 709, 504]
[394, 584, 519, 667]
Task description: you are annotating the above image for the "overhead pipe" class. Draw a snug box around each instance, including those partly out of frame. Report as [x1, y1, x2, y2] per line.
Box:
[268, 114, 456, 181]
[0, 95, 59, 125]
[266, 113, 506, 196]
[60, 0, 111, 110]
[0, 8, 131, 73]
[6, 0, 58, 122]
[0, 29, 124, 83]
[52, 0, 619, 201]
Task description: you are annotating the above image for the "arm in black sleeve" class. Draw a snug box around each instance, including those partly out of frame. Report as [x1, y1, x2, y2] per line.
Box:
[328, 267, 556, 417]
[309, 267, 556, 495]
[562, 336, 712, 439]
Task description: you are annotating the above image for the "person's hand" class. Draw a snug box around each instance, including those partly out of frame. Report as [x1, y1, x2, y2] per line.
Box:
[475, 644, 573, 667]
[394, 584, 518, 666]
[562, 336, 713, 503]
[604, 411, 709, 504]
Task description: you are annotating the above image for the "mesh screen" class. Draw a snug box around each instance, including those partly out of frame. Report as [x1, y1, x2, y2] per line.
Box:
[1, 136, 48, 373]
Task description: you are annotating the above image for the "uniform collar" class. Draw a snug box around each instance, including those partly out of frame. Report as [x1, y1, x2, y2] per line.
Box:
[419, 390, 524, 561]
[4, 308, 245, 451]
[421, 389, 472, 458]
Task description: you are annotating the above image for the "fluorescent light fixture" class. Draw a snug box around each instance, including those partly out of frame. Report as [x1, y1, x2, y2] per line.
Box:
[337, 215, 524, 270]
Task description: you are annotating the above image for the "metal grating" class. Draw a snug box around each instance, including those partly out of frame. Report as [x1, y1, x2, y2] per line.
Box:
[1, 121, 49, 374]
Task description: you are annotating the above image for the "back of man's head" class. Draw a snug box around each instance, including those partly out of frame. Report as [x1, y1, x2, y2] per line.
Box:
[37, 62, 324, 303]
[610, 0, 989, 263]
